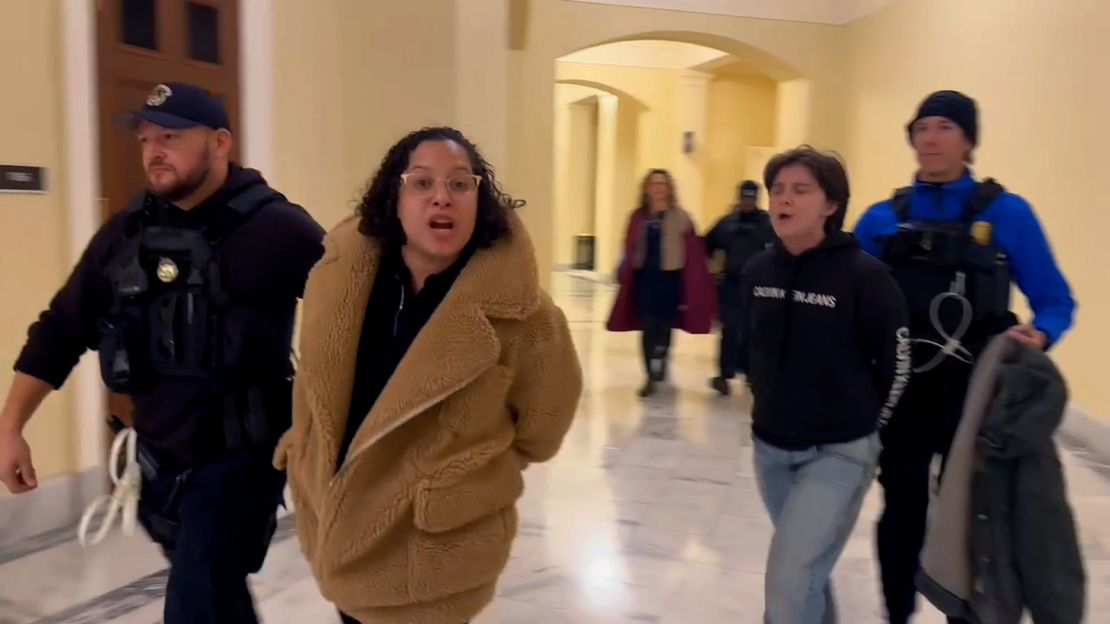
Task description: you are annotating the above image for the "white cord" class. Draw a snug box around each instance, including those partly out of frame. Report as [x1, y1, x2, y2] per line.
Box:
[913, 273, 975, 373]
[78, 428, 141, 548]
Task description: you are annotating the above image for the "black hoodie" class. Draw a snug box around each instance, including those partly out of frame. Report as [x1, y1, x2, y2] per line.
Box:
[740, 230, 911, 449]
[14, 165, 325, 461]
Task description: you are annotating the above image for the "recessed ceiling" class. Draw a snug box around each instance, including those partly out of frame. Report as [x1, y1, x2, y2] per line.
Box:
[564, 0, 900, 25]
[559, 40, 729, 70]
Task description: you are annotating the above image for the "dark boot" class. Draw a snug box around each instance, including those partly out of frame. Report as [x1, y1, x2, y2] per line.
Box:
[638, 379, 656, 398]
[710, 376, 731, 396]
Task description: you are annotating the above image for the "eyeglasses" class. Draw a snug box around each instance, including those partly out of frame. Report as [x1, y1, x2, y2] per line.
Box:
[400, 173, 482, 197]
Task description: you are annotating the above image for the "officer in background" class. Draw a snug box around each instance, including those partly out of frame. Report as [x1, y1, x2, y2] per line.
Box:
[705, 180, 773, 396]
[0, 83, 325, 623]
[854, 90, 1076, 624]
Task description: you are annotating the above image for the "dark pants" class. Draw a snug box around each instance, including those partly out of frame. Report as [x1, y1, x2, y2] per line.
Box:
[640, 315, 673, 381]
[717, 304, 744, 379]
[876, 360, 972, 624]
[138, 446, 286, 624]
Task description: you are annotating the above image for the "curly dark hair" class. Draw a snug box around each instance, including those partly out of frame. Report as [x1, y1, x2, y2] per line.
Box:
[356, 127, 521, 248]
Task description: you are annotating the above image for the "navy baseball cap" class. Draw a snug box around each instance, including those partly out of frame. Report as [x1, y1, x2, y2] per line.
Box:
[116, 82, 231, 132]
[739, 180, 759, 197]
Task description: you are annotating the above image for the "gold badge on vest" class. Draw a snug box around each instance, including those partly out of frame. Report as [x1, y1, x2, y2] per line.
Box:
[156, 257, 180, 283]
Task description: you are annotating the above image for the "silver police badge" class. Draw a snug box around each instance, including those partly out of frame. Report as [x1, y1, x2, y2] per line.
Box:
[156, 257, 179, 283]
[147, 84, 173, 107]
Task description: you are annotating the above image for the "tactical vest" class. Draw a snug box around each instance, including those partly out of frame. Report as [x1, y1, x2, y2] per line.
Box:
[724, 211, 773, 281]
[98, 185, 294, 448]
[882, 179, 1015, 371]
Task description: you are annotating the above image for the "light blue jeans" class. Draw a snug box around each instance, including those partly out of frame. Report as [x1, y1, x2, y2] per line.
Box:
[754, 433, 881, 624]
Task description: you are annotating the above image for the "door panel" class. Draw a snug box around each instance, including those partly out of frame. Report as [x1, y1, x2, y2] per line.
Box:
[97, 0, 240, 219]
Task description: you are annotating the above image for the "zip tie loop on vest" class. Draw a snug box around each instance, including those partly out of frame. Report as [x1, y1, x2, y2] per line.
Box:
[912, 278, 974, 373]
[78, 428, 141, 548]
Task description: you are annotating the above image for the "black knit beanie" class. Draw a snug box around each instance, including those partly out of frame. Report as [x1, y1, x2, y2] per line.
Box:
[907, 90, 978, 146]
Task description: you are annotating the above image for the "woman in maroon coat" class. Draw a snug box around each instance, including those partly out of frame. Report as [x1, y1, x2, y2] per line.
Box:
[607, 169, 716, 397]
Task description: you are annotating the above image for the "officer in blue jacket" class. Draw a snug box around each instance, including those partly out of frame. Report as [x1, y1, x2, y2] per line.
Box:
[854, 90, 1076, 624]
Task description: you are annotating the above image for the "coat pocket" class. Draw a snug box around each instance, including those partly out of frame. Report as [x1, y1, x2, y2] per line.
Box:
[413, 451, 525, 534]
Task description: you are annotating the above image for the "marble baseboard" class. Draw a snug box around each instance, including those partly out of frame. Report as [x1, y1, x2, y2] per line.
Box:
[1061, 404, 1110, 465]
[0, 467, 106, 558]
[563, 269, 616, 285]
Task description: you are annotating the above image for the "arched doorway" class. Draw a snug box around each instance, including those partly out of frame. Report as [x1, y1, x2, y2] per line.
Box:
[552, 36, 805, 278]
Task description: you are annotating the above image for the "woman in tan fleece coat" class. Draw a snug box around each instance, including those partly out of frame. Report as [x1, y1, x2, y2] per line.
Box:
[275, 127, 583, 624]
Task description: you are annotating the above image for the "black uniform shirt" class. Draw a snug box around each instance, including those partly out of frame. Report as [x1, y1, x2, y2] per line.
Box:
[13, 165, 325, 461]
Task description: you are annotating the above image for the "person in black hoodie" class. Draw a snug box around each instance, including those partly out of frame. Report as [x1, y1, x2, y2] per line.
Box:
[0, 83, 324, 624]
[740, 146, 911, 623]
[705, 180, 773, 395]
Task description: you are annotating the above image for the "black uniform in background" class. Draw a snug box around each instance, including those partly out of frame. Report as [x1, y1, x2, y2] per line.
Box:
[705, 201, 773, 385]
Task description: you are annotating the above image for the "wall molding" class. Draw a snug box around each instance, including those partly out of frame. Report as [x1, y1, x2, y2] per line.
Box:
[563, 0, 898, 26]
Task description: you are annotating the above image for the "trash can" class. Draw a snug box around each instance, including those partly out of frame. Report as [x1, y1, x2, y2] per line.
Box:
[574, 234, 596, 270]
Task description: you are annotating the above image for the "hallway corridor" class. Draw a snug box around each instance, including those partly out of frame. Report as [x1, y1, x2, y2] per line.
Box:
[1, 273, 1107, 623]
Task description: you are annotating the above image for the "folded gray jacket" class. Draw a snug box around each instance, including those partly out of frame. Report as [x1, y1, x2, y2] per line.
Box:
[917, 334, 1085, 623]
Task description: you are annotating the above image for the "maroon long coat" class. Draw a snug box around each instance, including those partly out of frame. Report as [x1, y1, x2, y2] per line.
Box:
[606, 208, 716, 334]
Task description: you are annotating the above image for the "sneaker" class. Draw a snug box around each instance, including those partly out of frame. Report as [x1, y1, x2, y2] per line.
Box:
[710, 376, 731, 396]
[638, 380, 656, 398]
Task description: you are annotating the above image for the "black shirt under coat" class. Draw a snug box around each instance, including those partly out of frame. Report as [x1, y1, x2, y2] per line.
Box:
[338, 245, 473, 466]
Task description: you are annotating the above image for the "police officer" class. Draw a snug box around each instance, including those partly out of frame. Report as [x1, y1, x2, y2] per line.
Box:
[705, 180, 773, 395]
[0, 83, 324, 623]
[855, 90, 1076, 624]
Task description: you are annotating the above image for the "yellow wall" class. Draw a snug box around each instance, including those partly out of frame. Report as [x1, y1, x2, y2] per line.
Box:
[844, 0, 1109, 417]
[507, 0, 849, 284]
[0, 0, 74, 481]
[552, 89, 575, 266]
[557, 63, 679, 184]
[705, 72, 777, 223]
[553, 86, 602, 266]
[271, 0, 349, 228]
[775, 79, 811, 149]
[595, 94, 626, 274]
[339, 1, 457, 203]
[567, 101, 599, 240]
[271, 0, 458, 230]
[273, 0, 850, 280]
[555, 61, 777, 263]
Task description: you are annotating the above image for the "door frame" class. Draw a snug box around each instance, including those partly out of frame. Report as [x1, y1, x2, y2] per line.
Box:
[59, 0, 273, 475]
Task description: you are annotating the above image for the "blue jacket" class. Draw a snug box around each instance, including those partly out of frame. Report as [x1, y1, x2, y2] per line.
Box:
[854, 173, 1075, 346]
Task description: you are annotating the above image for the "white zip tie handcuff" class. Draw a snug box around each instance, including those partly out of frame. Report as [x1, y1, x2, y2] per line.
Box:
[77, 428, 141, 547]
[913, 272, 974, 373]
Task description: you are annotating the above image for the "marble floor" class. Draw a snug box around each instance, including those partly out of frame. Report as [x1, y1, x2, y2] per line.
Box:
[2, 272, 1109, 623]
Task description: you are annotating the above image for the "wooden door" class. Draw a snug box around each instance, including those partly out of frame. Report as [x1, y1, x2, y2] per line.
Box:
[97, 0, 240, 220]
[96, 0, 240, 425]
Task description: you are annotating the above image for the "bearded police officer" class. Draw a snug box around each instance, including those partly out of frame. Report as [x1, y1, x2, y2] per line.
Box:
[705, 180, 773, 395]
[0, 83, 325, 623]
[855, 90, 1076, 624]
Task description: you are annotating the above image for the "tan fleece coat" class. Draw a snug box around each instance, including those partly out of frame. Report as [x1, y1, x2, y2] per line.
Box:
[274, 212, 582, 624]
